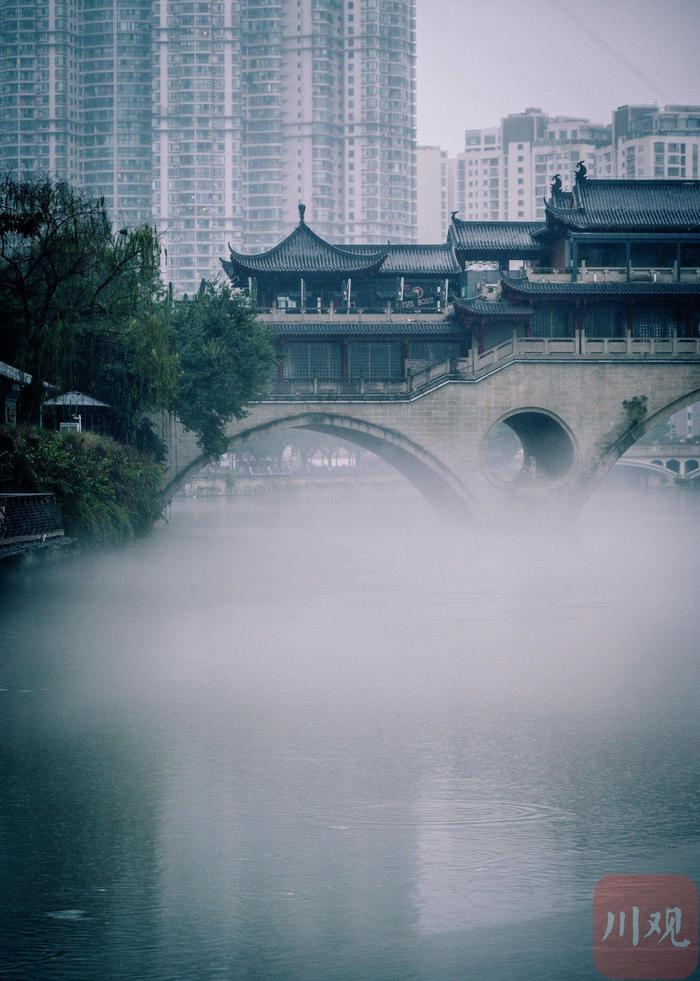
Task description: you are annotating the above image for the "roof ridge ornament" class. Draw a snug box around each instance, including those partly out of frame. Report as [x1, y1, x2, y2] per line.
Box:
[575, 160, 587, 182]
[298, 203, 306, 223]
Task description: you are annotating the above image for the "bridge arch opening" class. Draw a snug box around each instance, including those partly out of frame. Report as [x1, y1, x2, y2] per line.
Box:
[482, 409, 576, 485]
[164, 412, 479, 517]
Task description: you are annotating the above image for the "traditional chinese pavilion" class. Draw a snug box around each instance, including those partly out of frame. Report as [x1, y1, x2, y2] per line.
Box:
[221, 180, 700, 383]
[454, 175, 700, 352]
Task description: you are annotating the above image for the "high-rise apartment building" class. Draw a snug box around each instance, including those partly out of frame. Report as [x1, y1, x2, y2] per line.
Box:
[152, 0, 243, 296]
[239, 0, 417, 249]
[448, 108, 610, 224]
[343, 0, 416, 245]
[0, 0, 417, 293]
[613, 104, 700, 179]
[240, 0, 345, 250]
[416, 145, 447, 242]
[82, 0, 152, 228]
[0, 0, 82, 184]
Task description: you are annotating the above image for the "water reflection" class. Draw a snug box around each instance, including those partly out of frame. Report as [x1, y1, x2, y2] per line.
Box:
[1, 487, 699, 979]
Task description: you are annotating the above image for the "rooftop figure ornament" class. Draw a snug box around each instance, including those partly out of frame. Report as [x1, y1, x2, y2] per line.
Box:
[575, 160, 587, 182]
[551, 174, 563, 194]
[298, 203, 306, 223]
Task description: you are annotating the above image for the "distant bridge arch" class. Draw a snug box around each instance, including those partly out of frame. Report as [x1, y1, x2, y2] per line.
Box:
[162, 411, 479, 515]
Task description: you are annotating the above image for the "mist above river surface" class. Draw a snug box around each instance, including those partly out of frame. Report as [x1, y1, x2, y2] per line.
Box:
[1, 484, 699, 980]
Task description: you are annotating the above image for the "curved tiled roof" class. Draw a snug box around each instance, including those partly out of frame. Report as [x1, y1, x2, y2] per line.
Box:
[226, 220, 388, 276]
[343, 242, 461, 275]
[454, 298, 533, 318]
[545, 178, 700, 231]
[264, 320, 459, 337]
[449, 219, 545, 258]
[501, 274, 700, 297]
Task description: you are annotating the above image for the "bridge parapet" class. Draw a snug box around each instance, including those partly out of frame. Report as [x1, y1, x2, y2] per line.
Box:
[260, 335, 700, 402]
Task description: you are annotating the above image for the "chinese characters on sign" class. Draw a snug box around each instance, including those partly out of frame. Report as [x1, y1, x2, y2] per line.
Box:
[594, 875, 697, 979]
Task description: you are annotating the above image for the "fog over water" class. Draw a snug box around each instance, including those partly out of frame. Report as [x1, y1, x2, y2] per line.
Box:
[1, 482, 699, 979]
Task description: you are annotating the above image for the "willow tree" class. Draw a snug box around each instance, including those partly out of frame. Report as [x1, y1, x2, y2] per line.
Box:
[0, 174, 175, 433]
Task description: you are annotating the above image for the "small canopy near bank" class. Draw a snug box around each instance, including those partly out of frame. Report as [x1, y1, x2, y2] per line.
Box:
[42, 391, 114, 437]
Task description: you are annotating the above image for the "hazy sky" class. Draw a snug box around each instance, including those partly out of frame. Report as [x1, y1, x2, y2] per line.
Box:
[416, 0, 700, 154]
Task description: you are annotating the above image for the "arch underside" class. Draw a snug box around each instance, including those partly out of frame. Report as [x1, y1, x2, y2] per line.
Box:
[584, 387, 700, 500]
[163, 412, 478, 516]
[610, 388, 700, 461]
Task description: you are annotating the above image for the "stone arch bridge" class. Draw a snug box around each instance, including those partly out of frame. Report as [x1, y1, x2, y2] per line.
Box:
[160, 337, 700, 519]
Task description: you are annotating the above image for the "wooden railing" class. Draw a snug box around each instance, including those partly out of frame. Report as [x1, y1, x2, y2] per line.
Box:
[0, 493, 64, 548]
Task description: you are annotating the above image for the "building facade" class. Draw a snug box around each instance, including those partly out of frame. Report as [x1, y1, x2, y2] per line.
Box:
[448, 108, 610, 224]
[152, 0, 243, 296]
[612, 104, 700, 180]
[416, 145, 448, 243]
[0, 0, 82, 186]
[0, 0, 417, 294]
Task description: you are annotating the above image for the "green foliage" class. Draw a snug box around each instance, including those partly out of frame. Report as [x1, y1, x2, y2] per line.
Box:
[622, 395, 648, 426]
[1, 178, 279, 536]
[0, 174, 175, 429]
[170, 281, 274, 458]
[8, 425, 164, 543]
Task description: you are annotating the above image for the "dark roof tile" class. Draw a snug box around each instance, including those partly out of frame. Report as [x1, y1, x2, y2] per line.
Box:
[546, 178, 700, 230]
[449, 219, 545, 258]
[454, 298, 533, 317]
[226, 221, 388, 276]
[343, 242, 460, 274]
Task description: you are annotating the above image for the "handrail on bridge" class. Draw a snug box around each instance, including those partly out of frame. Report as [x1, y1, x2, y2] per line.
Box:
[260, 332, 700, 400]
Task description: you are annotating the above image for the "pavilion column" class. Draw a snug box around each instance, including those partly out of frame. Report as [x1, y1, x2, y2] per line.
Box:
[574, 300, 584, 352]
[340, 340, 349, 381]
[276, 340, 284, 383]
[400, 340, 409, 380]
[626, 303, 634, 349]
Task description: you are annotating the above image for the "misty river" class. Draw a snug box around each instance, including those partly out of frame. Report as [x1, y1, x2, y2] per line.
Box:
[1, 485, 699, 980]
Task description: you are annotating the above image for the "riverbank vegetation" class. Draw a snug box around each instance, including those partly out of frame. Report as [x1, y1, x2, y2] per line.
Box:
[1, 425, 163, 542]
[0, 175, 273, 542]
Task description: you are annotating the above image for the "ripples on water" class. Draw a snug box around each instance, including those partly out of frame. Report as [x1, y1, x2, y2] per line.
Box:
[1, 486, 699, 980]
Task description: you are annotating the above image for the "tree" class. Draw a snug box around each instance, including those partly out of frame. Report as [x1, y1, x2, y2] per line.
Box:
[0, 174, 174, 429]
[169, 281, 274, 458]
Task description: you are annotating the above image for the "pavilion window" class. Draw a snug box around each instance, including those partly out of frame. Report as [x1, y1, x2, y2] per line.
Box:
[630, 242, 677, 268]
[632, 305, 676, 340]
[584, 304, 625, 338]
[282, 342, 341, 380]
[578, 242, 626, 268]
[681, 243, 700, 267]
[348, 342, 402, 380]
[531, 304, 573, 338]
[407, 342, 457, 364]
